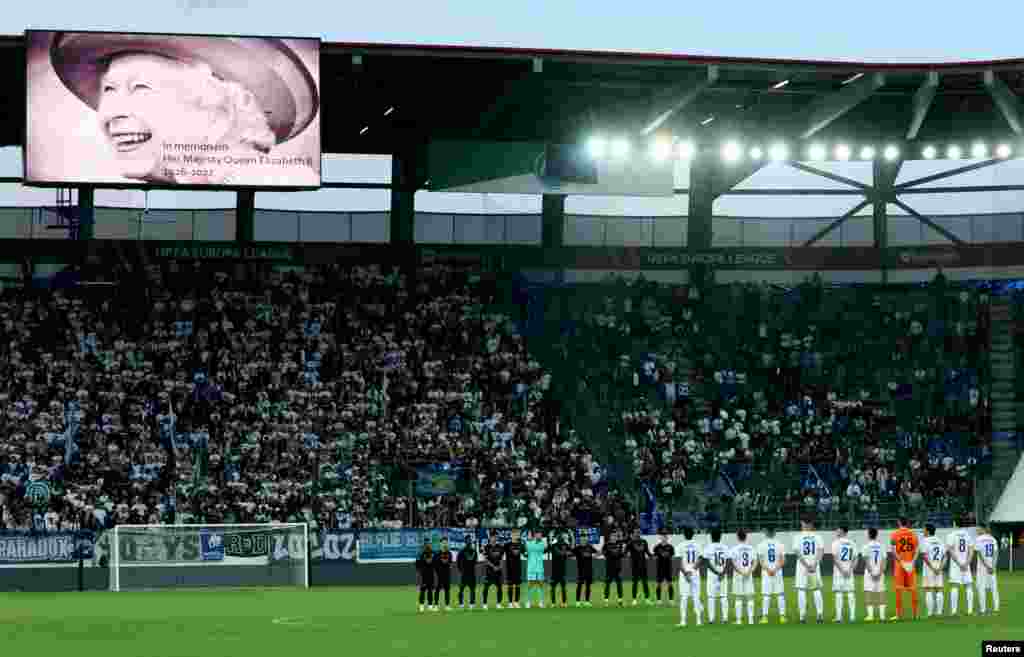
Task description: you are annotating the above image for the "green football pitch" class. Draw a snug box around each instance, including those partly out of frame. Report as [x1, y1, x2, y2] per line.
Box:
[2, 575, 1020, 656]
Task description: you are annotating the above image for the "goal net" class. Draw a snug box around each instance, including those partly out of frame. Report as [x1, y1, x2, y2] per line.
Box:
[108, 523, 309, 592]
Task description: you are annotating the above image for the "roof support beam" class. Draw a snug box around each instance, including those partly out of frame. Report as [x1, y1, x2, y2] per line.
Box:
[890, 198, 965, 245]
[641, 65, 718, 136]
[906, 72, 940, 140]
[801, 199, 871, 247]
[798, 72, 886, 139]
[787, 161, 871, 190]
[710, 159, 766, 198]
[895, 158, 1004, 190]
[984, 70, 1024, 135]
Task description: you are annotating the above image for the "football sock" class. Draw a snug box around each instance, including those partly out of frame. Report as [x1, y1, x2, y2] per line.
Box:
[798, 590, 807, 619]
[721, 598, 729, 622]
[879, 604, 887, 619]
[812, 590, 824, 617]
[778, 595, 786, 617]
[847, 593, 856, 621]
[747, 600, 755, 624]
[935, 591, 943, 615]
[735, 600, 743, 622]
[950, 587, 959, 614]
[762, 595, 770, 617]
[910, 588, 919, 617]
[679, 597, 688, 625]
[707, 598, 716, 623]
[835, 593, 843, 621]
[866, 604, 874, 620]
[925, 592, 933, 616]
[668, 584, 674, 601]
[966, 586, 974, 614]
[656, 584, 662, 601]
[895, 590, 903, 617]
[978, 586, 986, 614]
[993, 581, 1001, 612]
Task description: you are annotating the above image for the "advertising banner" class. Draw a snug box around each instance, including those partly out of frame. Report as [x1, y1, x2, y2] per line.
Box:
[25, 30, 321, 189]
[355, 527, 602, 564]
[0, 530, 95, 564]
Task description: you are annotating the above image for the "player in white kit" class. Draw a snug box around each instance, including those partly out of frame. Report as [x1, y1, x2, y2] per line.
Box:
[730, 529, 757, 625]
[920, 524, 947, 618]
[974, 526, 1000, 615]
[861, 527, 888, 622]
[830, 526, 857, 623]
[702, 528, 730, 624]
[756, 527, 787, 624]
[792, 518, 825, 624]
[676, 526, 704, 627]
[945, 523, 974, 616]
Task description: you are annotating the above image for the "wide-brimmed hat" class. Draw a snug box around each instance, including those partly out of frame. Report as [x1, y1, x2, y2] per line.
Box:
[49, 31, 319, 144]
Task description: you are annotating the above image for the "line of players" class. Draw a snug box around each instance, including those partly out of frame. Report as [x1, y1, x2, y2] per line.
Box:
[415, 527, 677, 612]
[414, 520, 1002, 625]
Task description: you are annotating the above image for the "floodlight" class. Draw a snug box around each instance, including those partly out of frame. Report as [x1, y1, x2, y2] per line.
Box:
[772, 79, 790, 89]
[678, 140, 696, 159]
[651, 137, 673, 162]
[947, 145, 962, 160]
[996, 143, 1012, 159]
[859, 146, 876, 160]
[587, 136, 606, 159]
[971, 142, 987, 159]
[922, 145, 937, 159]
[611, 138, 631, 158]
[835, 144, 851, 161]
[722, 141, 743, 163]
[769, 143, 789, 161]
[808, 144, 827, 161]
[749, 146, 764, 160]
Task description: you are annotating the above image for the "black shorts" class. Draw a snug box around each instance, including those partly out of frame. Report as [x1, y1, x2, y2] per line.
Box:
[485, 573, 503, 584]
[551, 573, 567, 584]
[577, 569, 593, 582]
[630, 563, 648, 578]
[506, 574, 522, 585]
[655, 567, 672, 583]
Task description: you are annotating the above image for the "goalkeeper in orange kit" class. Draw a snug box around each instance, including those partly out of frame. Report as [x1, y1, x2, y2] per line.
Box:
[889, 517, 919, 621]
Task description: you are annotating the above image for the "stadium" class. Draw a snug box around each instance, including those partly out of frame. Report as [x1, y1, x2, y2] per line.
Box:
[1, 8, 1023, 657]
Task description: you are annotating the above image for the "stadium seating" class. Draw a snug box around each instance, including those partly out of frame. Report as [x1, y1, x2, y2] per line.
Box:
[0, 264, 994, 535]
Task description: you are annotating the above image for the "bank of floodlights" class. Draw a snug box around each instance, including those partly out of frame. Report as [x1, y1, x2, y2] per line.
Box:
[584, 134, 1019, 164]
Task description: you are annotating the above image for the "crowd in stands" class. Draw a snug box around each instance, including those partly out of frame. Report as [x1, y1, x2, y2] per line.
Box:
[0, 262, 996, 536]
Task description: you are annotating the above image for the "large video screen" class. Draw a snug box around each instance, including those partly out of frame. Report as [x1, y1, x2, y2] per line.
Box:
[25, 30, 321, 189]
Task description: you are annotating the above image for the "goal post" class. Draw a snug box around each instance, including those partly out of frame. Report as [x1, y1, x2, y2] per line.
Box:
[108, 523, 309, 592]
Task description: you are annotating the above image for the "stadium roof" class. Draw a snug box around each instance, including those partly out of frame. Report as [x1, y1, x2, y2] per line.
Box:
[2, 36, 1024, 156]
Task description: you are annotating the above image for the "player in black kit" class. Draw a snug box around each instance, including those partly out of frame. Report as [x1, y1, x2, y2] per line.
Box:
[602, 530, 626, 606]
[653, 528, 676, 605]
[432, 536, 453, 610]
[481, 533, 505, 609]
[504, 529, 525, 608]
[627, 527, 653, 606]
[547, 531, 572, 607]
[456, 535, 478, 609]
[416, 539, 436, 612]
[573, 532, 598, 607]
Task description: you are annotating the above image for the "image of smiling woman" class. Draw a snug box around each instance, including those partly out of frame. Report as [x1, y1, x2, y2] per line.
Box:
[97, 53, 278, 183]
[48, 33, 320, 186]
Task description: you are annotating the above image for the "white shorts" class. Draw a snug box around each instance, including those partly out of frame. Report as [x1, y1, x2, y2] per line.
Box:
[760, 573, 784, 596]
[976, 571, 998, 592]
[678, 571, 701, 598]
[922, 569, 944, 589]
[863, 573, 886, 593]
[949, 564, 973, 585]
[706, 574, 728, 598]
[832, 571, 855, 593]
[795, 566, 822, 590]
[732, 574, 755, 596]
